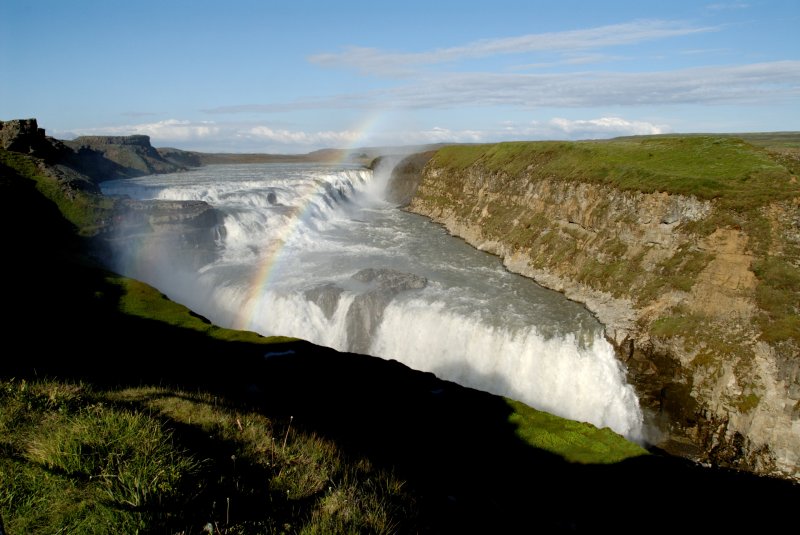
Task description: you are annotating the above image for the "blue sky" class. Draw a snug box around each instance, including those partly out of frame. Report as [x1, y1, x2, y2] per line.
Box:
[1, 0, 798, 153]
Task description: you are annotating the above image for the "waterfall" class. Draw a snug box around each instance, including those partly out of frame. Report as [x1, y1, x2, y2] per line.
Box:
[101, 161, 644, 442]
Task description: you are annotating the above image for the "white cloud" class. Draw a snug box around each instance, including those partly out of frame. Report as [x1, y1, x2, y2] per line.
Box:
[356, 116, 670, 147]
[309, 20, 717, 76]
[204, 60, 800, 117]
[58, 114, 671, 153]
[706, 2, 749, 10]
[389, 127, 487, 145]
[543, 117, 668, 137]
[68, 119, 221, 143]
[130, 119, 220, 140]
[510, 53, 627, 71]
[379, 60, 800, 109]
[63, 119, 370, 153]
[245, 126, 359, 146]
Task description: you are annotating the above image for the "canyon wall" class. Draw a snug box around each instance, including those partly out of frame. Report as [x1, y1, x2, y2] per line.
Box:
[400, 139, 800, 480]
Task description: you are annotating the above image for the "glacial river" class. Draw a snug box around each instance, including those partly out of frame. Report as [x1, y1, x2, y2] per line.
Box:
[101, 161, 644, 441]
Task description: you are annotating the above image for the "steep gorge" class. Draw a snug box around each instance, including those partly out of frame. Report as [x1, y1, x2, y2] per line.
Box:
[399, 138, 800, 480]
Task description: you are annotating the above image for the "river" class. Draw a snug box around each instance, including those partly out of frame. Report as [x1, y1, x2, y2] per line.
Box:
[101, 160, 644, 441]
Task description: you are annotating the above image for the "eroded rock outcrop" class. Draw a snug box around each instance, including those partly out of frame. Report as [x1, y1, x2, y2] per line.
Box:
[1, 119, 217, 247]
[399, 143, 800, 481]
[1, 118, 53, 154]
[1, 118, 100, 193]
[65, 134, 186, 181]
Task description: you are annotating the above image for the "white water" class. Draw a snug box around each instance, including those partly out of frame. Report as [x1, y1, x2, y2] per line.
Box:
[101, 162, 644, 441]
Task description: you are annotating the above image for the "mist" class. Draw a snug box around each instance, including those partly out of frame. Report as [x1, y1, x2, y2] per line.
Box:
[101, 160, 645, 442]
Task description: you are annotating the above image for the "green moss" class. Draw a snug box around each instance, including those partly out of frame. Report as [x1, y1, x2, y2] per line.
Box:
[575, 258, 630, 295]
[753, 256, 800, 344]
[651, 313, 704, 339]
[636, 249, 713, 305]
[604, 237, 629, 259]
[505, 398, 647, 464]
[735, 393, 761, 413]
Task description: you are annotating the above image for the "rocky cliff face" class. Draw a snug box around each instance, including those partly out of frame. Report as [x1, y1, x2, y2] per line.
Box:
[1, 118, 190, 186]
[65, 134, 187, 181]
[400, 143, 800, 481]
[1, 118, 220, 260]
[1, 118, 53, 154]
[1, 118, 101, 193]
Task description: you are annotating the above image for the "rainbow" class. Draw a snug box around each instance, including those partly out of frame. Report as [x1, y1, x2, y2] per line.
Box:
[232, 112, 387, 331]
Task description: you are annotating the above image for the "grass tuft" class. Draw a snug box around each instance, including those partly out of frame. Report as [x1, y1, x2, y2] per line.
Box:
[26, 406, 202, 508]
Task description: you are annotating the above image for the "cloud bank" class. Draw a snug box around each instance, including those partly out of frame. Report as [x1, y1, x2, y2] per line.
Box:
[59, 116, 668, 153]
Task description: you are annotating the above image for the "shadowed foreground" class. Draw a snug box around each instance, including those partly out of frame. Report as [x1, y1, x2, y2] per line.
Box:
[1, 149, 798, 533]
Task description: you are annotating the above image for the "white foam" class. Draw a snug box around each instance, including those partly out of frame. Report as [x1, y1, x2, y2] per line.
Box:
[101, 162, 645, 443]
[372, 297, 644, 441]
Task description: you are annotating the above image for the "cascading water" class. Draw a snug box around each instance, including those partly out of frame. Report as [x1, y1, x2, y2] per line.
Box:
[101, 161, 644, 442]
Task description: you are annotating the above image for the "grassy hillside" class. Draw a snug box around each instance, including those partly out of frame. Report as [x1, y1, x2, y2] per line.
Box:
[431, 135, 798, 210]
[426, 135, 800, 347]
[1, 148, 677, 533]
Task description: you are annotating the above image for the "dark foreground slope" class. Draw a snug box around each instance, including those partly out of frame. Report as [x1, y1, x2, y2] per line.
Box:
[1, 143, 799, 534]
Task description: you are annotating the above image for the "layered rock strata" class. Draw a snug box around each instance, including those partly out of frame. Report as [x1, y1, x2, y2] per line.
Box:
[400, 149, 800, 481]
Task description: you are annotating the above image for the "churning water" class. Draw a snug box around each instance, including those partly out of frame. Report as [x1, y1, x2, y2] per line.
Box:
[101, 161, 643, 441]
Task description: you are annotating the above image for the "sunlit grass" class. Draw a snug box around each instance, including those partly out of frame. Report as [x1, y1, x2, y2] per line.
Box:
[505, 399, 647, 464]
[1, 378, 650, 533]
[108, 275, 296, 344]
[431, 136, 798, 210]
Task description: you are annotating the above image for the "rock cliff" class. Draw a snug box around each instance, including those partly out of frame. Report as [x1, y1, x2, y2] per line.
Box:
[399, 137, 800, 481]
[1, 118, 221, 259]
[1, 118, 100, 193]
[65, 134, 188, 181]
[1, 118, 191, 187]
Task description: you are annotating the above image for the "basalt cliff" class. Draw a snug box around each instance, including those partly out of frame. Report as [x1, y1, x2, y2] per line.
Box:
[395, 138, 800, 481]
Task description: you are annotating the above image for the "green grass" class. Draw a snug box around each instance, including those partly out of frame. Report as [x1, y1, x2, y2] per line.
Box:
[0, 379, 415, 534]
[506, 399, 647, 464]
[752, 257, 800, 343]
[109, 275, 296, 344]
[26, 407, 202, 509]
[1, 379, 648, 533]
[431, 136, 798, 211]
[0, 149, 116, 236]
